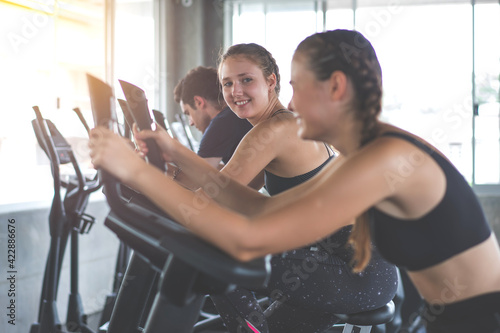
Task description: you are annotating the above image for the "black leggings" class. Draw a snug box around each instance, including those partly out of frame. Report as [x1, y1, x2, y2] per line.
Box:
[421, 292, 500, 333]
[210, 231, 398, 333]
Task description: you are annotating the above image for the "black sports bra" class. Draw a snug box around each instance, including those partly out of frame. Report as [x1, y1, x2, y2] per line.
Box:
[264, 144, 334, 196]
[264, 142, 351, 256]
[369, 132, 491, 271]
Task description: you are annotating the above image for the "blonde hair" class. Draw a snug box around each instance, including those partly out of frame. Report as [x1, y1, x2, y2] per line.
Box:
[349, 213, 372, 272]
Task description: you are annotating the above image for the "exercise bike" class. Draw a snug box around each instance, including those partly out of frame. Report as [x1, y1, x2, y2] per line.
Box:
[87, 74, 396, 333]
[30, 106, 102, 333]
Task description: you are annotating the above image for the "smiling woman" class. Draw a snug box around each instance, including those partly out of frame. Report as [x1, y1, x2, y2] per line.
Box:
[218, 43, 281, 125]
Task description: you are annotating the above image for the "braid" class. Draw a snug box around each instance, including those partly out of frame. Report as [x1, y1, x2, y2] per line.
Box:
[296, 30, 383, 272]
[350, 54, 383, 146]
[218, 43, 281, 95]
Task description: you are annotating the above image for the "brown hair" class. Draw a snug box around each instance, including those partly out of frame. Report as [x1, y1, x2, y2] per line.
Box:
[218, 43, 281, 96]
[296, 29, 383, 272]
[173, 66, 225, 110]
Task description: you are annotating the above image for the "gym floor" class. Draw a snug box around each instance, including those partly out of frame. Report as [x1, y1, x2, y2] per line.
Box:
[0, 197, 499, 332]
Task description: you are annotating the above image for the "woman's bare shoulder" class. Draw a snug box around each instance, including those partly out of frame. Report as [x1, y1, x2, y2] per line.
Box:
[247, 112, 297, 140]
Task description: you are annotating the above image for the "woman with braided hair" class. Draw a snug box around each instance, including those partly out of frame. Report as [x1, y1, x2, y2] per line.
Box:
[203, 43, 397, 333]
[89, 29, 500, 332]
[289, 30, 500, 332]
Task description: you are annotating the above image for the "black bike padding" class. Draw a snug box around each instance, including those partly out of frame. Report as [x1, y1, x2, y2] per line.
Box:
[335, 300, 395, 326]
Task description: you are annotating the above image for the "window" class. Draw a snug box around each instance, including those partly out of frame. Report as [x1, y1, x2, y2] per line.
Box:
[230, 1, 319, 106]
[114, 0, 155, 106]
[0, 0, 105, 208]
[0, 0, 156, 210]
[325, 1, 354, 30]
[473, 3, 500, 186]
[356, 3, 474, 181]
[229, 0, 500, 190]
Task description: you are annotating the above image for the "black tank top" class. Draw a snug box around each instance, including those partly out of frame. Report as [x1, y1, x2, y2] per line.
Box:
[264, 108, 334, 196]
[369, 132, 491, 271]
[264, 154, 333, 195]
[263, 143, 354, 256]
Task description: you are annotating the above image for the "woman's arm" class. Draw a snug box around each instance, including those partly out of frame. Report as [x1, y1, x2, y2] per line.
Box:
[135, 116, 286, 214]
[89, 127, 399, 260]
[133, 124, 262, 204]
